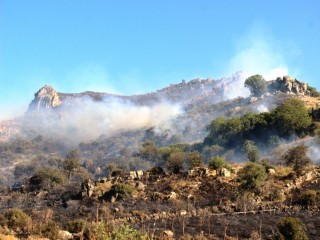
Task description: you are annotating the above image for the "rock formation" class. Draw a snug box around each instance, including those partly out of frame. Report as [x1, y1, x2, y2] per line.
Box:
[268, 76, 309, 95]
[28, 85, 61, 112]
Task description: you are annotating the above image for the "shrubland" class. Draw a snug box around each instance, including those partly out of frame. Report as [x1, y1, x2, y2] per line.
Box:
[0, 76, 320, 239]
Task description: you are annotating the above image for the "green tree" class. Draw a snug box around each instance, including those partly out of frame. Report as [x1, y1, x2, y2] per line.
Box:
[275, 217, 308, 240]
[167, 149, 185, 174]
[242, 140, 259, 162]
[204, 116, 243, 147]
[139, 141, 159, 162]
[245, 74, 268, 97]
[275, 98, 312, 136]
[208, 156, 226, 171]
[281, 145, 311, 175]
[63, 149, 81, 180]
[34, 221, 60, 240]
[30, 167, 67, 189]
[203, 145, 224, 163]
[238, 163, 267, 191]
[109, 183, 133, 199]
[3, 208, 32, 234]
[187, 151, 203, 170]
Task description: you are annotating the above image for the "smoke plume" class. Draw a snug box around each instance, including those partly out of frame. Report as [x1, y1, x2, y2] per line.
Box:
[25, 97, 182, 143]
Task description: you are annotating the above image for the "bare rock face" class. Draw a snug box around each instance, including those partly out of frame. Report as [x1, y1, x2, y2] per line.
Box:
[268, 76, 309, 95]
[28, 85, 61, 112]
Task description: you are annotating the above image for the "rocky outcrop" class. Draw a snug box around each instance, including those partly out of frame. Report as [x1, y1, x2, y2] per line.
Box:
[268, 76, 309, 95]
[28, 85, 61, 112]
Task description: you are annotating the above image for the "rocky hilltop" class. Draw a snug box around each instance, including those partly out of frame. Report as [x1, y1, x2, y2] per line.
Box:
[28, 85, 62, 111]
[0, 73, 316, 143]
[27, 73, 310, 113]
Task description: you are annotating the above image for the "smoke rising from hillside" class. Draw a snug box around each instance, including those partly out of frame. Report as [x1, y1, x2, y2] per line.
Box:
[27, 97, 183, 143]
[227, 23, 294, 81]
[221, 71, 250, 100]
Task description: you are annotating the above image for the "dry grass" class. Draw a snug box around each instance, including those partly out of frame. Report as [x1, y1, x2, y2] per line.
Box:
[274, 166, 293, 178]
[298, 95, 320, 109]
[0, 233, 18, 240]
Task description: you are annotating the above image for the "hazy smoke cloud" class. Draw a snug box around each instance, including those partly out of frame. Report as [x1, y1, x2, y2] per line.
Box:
[227, 23, 291, 81]
[221, 71, 250, 100]
[306, 137, 320, 164]
[28, 97, 182, 142]
[256, 104, 269, 113]
[307, 145, 320, 163]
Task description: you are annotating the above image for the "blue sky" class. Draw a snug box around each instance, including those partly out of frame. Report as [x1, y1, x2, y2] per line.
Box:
[0, 0, 319, 119]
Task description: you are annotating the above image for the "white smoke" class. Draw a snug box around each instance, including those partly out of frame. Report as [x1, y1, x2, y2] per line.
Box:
[221, 71, 250, 100]
[307, 145, 320, 164]
[227, 23, 292, 81]
[30, 97, 183, 142]
[256, 104, 269, 113]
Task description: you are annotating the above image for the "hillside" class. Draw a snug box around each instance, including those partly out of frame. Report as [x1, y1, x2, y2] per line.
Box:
[0, 73, 320, 239]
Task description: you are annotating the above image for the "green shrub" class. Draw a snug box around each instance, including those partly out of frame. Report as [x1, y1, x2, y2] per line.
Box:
[275, 217, 308, 240]
[4, 208, 32, 234]
[297, 190, 320, 207]
[208, 156, 226, 171]
[281, 145, 311, 175]
[167, 150, 185, 174]
[34, 221, 60, 240]
[307, 85, 320, 97]
[110, 183, 133, 199]
[242, 140, 259, 162]
[187, 151, 203, 170]
[274, 98, 312, 136]
[107, 224, 147, 240]
[67, 219, 86, 233]
[238, 163, 267, 191]
[30, 167, 67, 189]
[149, 166, 164, 175]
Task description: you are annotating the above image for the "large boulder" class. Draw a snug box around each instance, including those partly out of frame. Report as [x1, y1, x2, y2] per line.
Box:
[268, 76, 309, 95]
[220, 168, 231, 177]
[163, 230, 174, 239]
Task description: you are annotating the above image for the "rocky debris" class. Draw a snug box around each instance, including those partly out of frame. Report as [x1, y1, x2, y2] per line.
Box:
[58, 230, 73, 240]
[135, 181, 145, 191]
[28, 85, 61, 112]
[189, 167, 217, 177]
[152, 192, 166, 201]
[268, 76, 309, 95]
[220, 168, 231, 177]
[267, 168, 276, 175]
[129, 170, 144, 180]
[162, 230, 174, 239]
[206, 169, 217, 177]
[180, 210, 187, 216]
[167, 191, 177, 200]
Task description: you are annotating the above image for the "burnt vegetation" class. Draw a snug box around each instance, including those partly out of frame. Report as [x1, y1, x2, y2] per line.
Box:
[0, 76, 320, 239]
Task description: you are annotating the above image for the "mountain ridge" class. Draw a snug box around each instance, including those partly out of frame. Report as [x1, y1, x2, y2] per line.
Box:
[0, 73, 315, 143]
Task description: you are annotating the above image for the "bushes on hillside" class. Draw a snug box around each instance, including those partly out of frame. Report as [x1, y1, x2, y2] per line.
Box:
[208, 156, 226, 171]
[2, 208, 32, 234]
[275, 217, 308, 240]
[187, 151, 203, 170]
[30, 167, 67, 189]
[238, 163, 267, 191]
[281, 145, 311, 175]
[204, 98, 312, 149]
